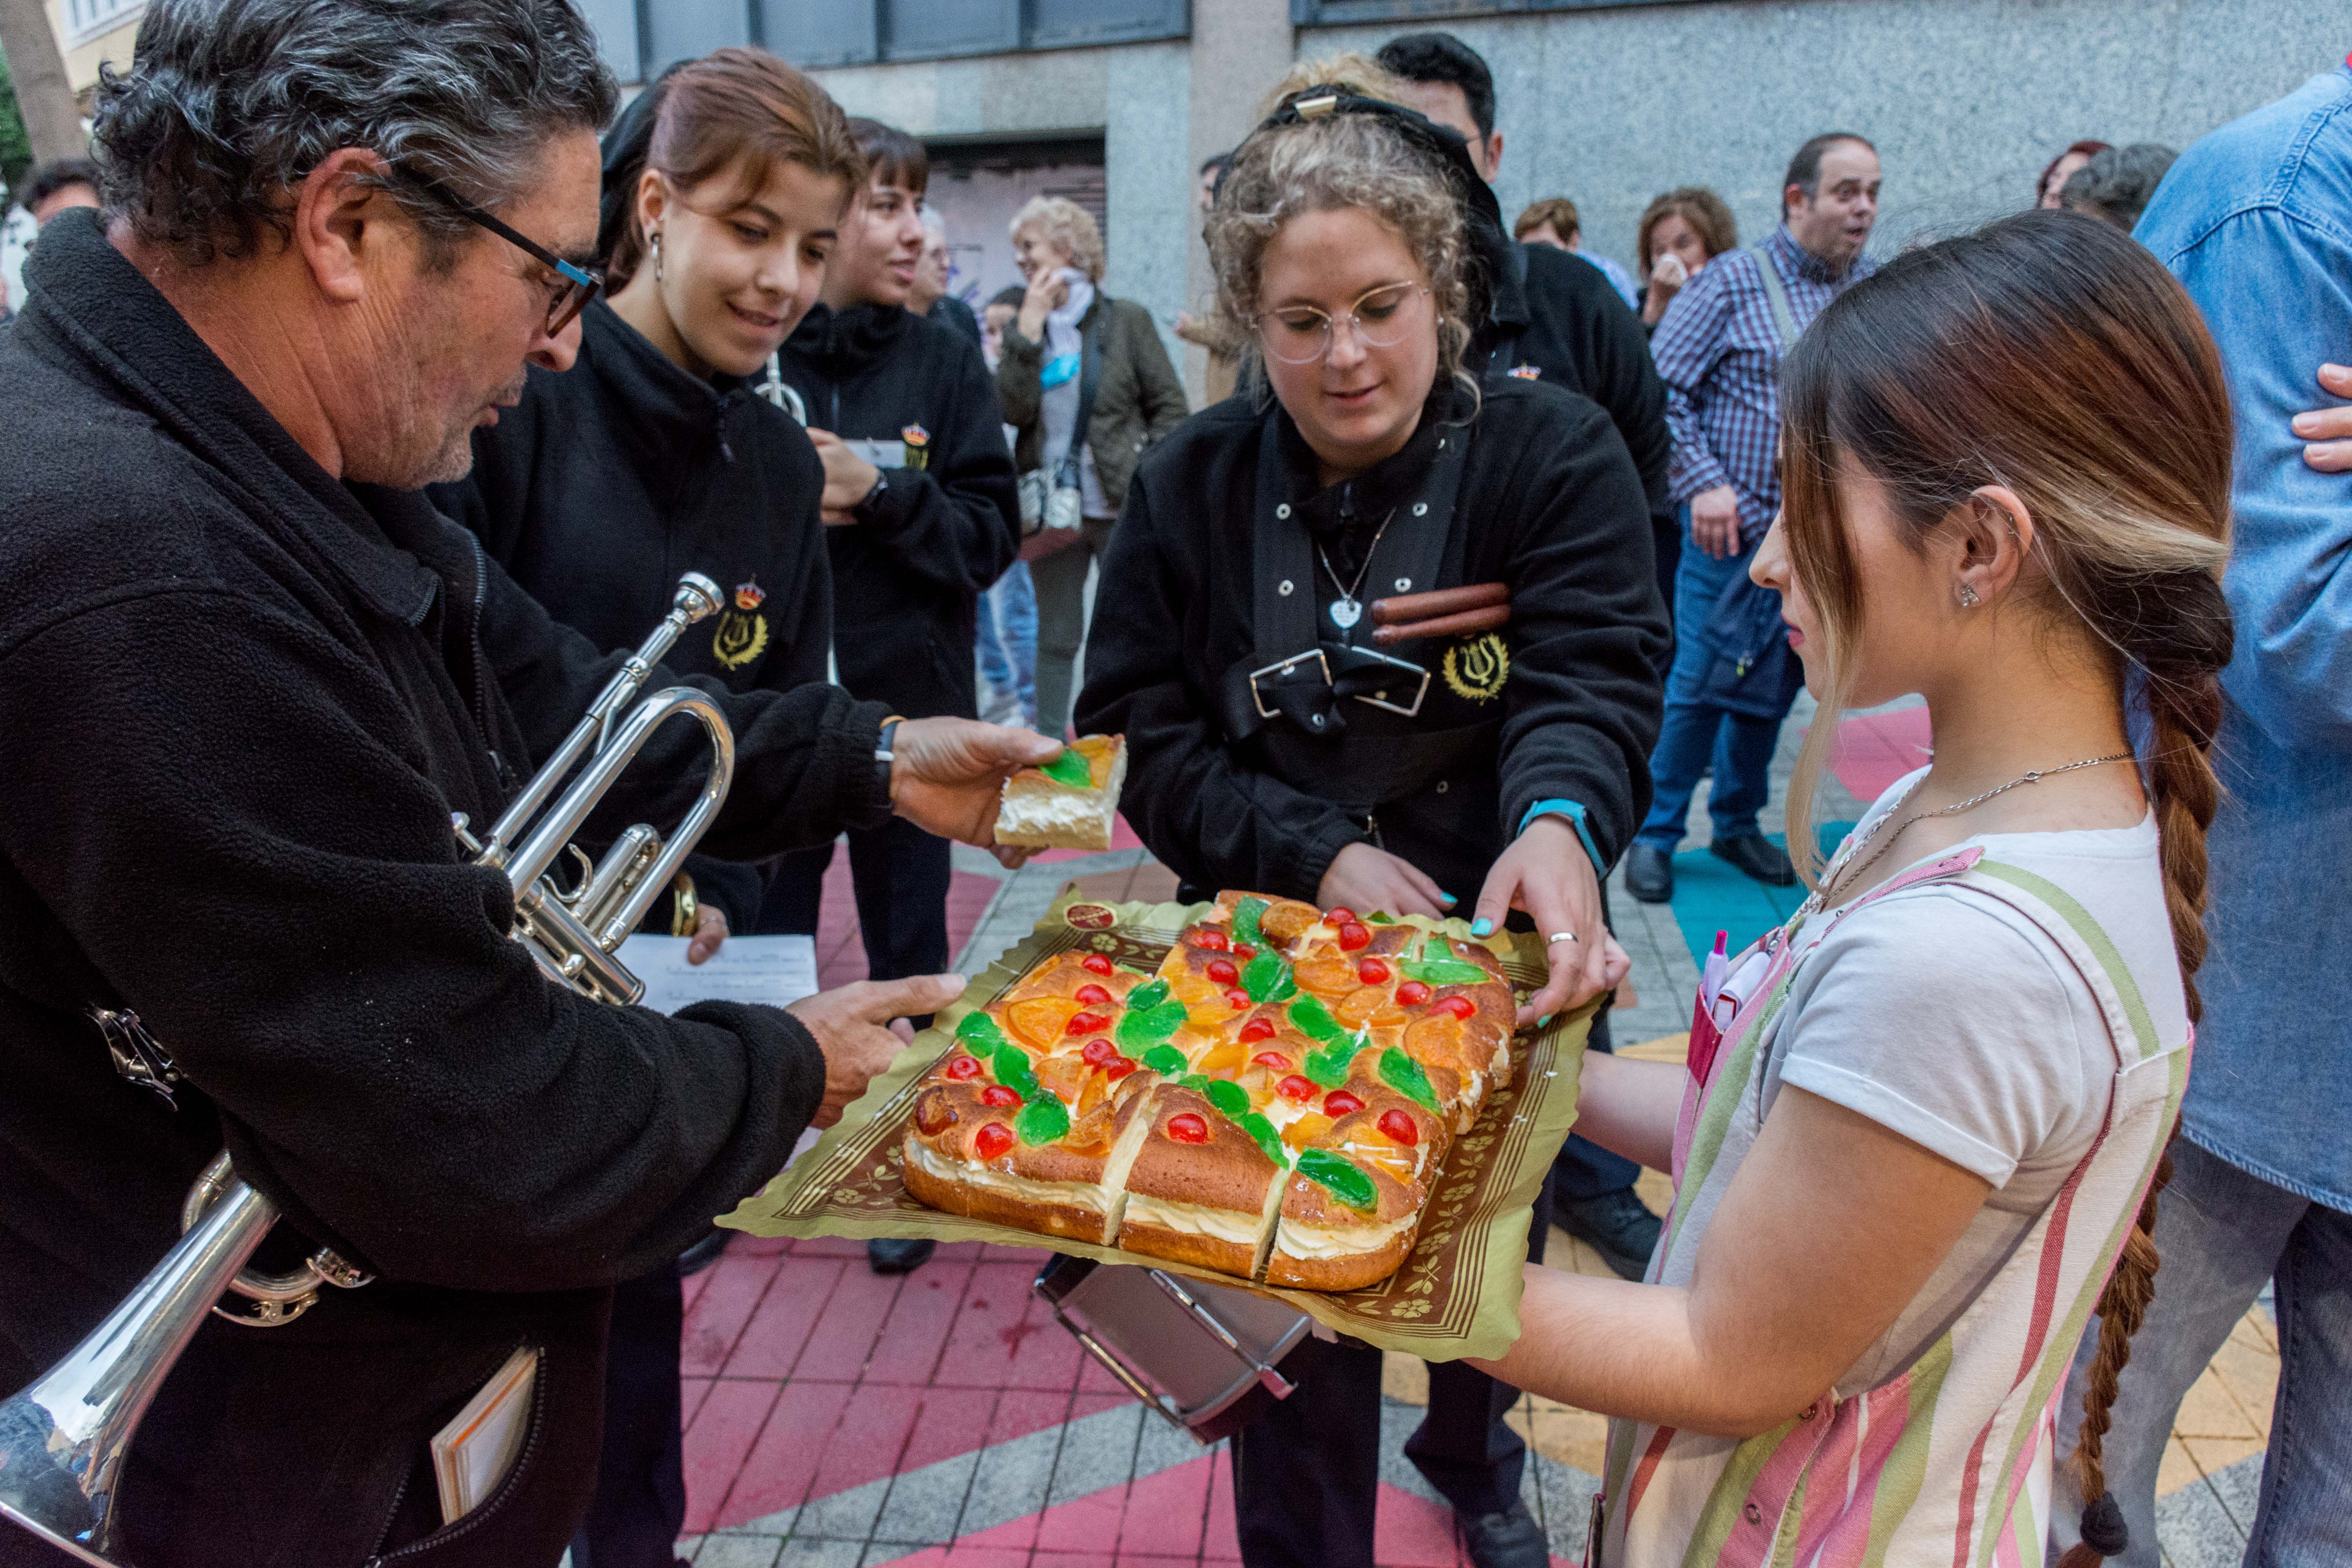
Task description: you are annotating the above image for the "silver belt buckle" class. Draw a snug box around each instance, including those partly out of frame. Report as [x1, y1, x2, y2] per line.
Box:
[1350, 646, 1431, 718]
[1249, 649, 1332, 720]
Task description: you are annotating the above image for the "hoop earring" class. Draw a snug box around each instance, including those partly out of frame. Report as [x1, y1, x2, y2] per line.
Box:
[1957, 583, 1980, 608]
[651, 229, 663, 283]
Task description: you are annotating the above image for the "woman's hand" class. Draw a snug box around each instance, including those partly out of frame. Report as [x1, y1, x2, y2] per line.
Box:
[888, 717, 1065, 847]
[685, 903, 729, 965]
[807, 428, 883, 524]
[1471, 816, 1609, 1023]
[1641, 251, 1689, 327]
[2292, 361, 2352, 470]
[1316, 841, 1450, 920]
[791, 973, 967, 1129]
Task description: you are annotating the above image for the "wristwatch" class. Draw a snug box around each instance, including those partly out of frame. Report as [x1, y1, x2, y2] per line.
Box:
[851, 469, 890, 521]
[876, 715, 905, 803]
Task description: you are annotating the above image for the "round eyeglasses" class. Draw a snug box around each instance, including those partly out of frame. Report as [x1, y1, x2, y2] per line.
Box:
[1254, 282, 1430, 365]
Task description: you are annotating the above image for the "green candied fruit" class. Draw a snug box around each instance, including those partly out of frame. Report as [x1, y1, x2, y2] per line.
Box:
[1242, 949, 1295, 1004]
[1140, 1043, 1189, 1077]
[1365, 911, 1395, 924]
[1379, 1046, 1441, 1112]
[1231, 895, 1269, 948]
[991, 1045, 1040, 1100]
[1038, 748, 1094, 788]
[1116, 1000, 1187, 1051]
[1014, 1096, 1071, 1145]
[1238, 1111, 1289, 1169]
[1303, 1040, 1356, 1089]
[1124, 978, 1171, 1013]
[956, 1011, 1009, 1049]
[1202, 1078, 1250, 1119]
[1286, 995, 1345, 1044]
[1401, 957, 1489, 987]
[1296, 1147, 1377, 1211]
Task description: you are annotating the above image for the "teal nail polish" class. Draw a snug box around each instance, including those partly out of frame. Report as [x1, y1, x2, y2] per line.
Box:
[1538, 1014, 1555, 1028]
[1438, 892, 1458, 906]
[1470, 917, 1494, 936]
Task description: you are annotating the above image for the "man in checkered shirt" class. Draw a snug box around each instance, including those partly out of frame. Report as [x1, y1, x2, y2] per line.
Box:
[1624, 132, 1883, 904]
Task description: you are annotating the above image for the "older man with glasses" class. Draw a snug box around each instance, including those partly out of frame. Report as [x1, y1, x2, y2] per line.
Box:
[0, 4, 1058, 1565]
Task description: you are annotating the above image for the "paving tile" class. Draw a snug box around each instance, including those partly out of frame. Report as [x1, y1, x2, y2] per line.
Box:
[2202, 1450, 2265, 1532]
[2174, 1368, 2262, 1440]
[962, 1390, 1079, 1547]
[2155, 1472, 2251, 1568]
[2158, 1435, 2206, 1494]
[684, 1378, 790, 1534]
[2203, 1334, 2281, 1436]
[715, 1379, 857, 1529]
[936, 1262, 1057, 1388]
[1042, 1400, 1144, 1507]
[1002, 1290, 1086, 1389]
[685, 1253, 788, 1376]
[1115, 1452, 1212, 1557]
[775, 1541, 867, 1568]
[1203, 1445, 1241, 1560]
[871, 1447, 984, 1546]
[683, 1375, 716, 1427]
[2181, 1434, 2267, 1475]
[726, 1256, 852, 1379]
[791, 1261, 909, 1381]
[695, 1537, 786, 1568]
[789, 1236, 873, 1258]
[804, 1381, 927, 1510]
[900, 1385, 1003, 1473]
[867, 1261, 982, 1385]
[1374, 1479, 1465, 1566]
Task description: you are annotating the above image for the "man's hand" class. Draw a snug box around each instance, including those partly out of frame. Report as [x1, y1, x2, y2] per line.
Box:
[2292, 362, 2352, 471]
[1471, 816, 1610, 1023]
[1317, 842, 1452, 920]
[791, 973, 967, 1130]
[685, 904, 729, 965]
[889, 717, 1066, 847]
[1690, 485, 1743, 559]
[807, 428, 883, 525]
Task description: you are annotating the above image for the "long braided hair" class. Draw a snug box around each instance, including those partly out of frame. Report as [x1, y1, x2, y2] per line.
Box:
[1777, 211, 2234, 1560]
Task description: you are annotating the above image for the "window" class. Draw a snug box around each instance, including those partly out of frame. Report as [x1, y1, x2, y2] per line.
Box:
[63, 0, 145, 47]
[582, 0, 1188, 82]
[1290, 0, 1702, 22]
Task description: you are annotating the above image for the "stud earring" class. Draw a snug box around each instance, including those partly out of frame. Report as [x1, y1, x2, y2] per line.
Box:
[1957, 583, 1980, 608]
[651, 229, 663, 283]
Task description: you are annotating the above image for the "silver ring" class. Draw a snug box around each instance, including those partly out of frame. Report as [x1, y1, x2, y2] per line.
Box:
[1546, 931, 1577, 945]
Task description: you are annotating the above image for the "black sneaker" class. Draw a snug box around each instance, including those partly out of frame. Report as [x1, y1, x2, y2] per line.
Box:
[1624, 841, 1674, 903]
[1710, 831, 1796, 886]
[1458, 1500, 1550, 1568]
[868, 1237, 936, 1274]
[1555, 1188, 1663, 1282]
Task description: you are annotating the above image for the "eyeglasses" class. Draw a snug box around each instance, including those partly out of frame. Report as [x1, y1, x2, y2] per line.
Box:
[397, 172, 603, 335]
[1254, 281, 1430, 365]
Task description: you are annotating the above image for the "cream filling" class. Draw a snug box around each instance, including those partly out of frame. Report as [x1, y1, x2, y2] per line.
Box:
[1002, 748, 1127, 842]
[1274, 1212, 1417, 1260]
[1120, 1192, 1265, 1247]
[907, 1139, 1107, 1214]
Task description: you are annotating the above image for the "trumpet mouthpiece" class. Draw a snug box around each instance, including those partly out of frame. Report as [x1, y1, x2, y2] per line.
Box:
[674, 573, 724, 623]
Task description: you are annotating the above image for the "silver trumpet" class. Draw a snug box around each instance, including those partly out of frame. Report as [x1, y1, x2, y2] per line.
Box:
[0, 573, 735, 1565]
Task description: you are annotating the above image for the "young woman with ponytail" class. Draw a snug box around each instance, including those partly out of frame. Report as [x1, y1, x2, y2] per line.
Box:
[1472, 209, 2233, 1565]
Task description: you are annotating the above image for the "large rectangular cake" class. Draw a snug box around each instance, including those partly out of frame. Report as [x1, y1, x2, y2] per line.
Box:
[900, 891, 1517, 1290]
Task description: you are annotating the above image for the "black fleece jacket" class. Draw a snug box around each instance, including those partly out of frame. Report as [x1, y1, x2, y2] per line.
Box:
[0, 212, 891, 1565]
[776, 301, 1020, 719]
[1078, 378, 1667, 904]
[431, 298, 836, 926]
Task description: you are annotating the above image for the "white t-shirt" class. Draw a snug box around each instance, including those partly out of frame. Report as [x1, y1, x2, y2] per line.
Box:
[1761, 767, 2189, 1393]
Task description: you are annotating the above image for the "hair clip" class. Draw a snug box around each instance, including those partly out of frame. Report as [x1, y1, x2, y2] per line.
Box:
[1296, 93, 1340, 120]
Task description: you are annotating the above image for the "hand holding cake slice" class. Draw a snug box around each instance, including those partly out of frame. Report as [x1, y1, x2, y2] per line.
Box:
[995, 733, 1127, 850]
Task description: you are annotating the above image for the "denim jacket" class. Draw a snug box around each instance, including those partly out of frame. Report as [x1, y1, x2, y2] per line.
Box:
[2136, 60, 2352, 1209]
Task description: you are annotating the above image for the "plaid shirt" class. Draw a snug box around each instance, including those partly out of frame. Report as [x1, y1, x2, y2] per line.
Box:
[1653, 224, 1875, 541]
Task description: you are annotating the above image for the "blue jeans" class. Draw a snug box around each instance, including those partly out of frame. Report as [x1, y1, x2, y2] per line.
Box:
[977, 561, 1038, 730]
[2053, 1137, 2352, 1566]
[1635, 528, 1792, 852]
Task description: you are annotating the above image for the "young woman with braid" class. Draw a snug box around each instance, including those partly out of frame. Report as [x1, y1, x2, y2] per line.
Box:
[1472, 210, 2232, 1565]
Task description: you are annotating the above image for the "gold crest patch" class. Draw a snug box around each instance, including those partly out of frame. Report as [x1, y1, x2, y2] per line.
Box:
[1442, 632, 1510, 702]
[901, 424, 931, 470]
[713, 580, 769, 669]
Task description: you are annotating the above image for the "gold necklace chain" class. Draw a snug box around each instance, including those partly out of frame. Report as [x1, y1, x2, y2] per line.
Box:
[1826, 751, 2135, 901]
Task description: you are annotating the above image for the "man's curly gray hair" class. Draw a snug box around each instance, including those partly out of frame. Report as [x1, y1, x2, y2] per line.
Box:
[92, 0, 617, 269]
[1205, 55, 1476, 406]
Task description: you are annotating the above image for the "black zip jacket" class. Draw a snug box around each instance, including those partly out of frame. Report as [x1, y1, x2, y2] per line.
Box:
[0, 212, 894, 1567]
[1078, 377, 1667, 904]
[776, 301, 1020, 719]
[1482, 242, 1677, 590]
[430, 298, 836, 927]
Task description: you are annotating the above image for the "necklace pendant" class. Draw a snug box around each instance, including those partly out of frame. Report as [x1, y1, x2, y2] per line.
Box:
[1328, 597, 1361, 630]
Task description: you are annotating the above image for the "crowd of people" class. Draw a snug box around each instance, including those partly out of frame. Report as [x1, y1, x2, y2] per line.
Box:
[0, 4, 2345, 1568]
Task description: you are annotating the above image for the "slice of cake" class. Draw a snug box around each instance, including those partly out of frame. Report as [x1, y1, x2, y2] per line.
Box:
[995, 733, 1127, 850]
[1114, 1078, 1291, 1278]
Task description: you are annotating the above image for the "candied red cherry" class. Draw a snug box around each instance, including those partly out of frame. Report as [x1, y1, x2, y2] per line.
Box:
[1327, 906, 1357, 924]
[1224, 987, 1253, 1009]
[1065, 1010, 1111, 1036]
[1194, 928, 1230, 951]
[1277, 1074, 1318, 1102]
[1251, 1051, 1294, 1072]
[1080, 1037, 1120, 1066]
[1082, 953, 1116, 976]
[1323, 1090, 1365, 1116]
[979, 1083, 1021, 1108]
[1103, 1057, 1140, 1082]
[1166, 1112, 1210, 1144]
[1378, 1109, 1421, 1146]
[1396, 980, 1433, 1007]
[1205, 957, 1240, 985]
[1238, 1016, 1278, 1044]
[1438, 995, 1477, 1020]
[1074, 982, 1112, 1006]
[1337, 923, 1372, 951]
[975, 1122, 1015, 1160]
[1233, 943, 1258, 960]
[945, 1054, 984, 1080]
[1356, 958, 1392, 985]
